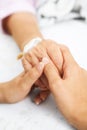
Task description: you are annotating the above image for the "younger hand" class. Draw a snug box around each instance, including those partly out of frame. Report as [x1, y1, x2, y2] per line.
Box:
[44, 45, 87, 130]
[1, 58, 46, 103]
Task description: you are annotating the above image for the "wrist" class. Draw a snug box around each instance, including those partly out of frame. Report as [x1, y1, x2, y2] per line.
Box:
[3, 12, 43, 51]
[17, 37, 43, 59]
[21, 34, 43, 51]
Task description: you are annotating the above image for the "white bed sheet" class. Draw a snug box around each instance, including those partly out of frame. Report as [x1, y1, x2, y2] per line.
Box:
[0, 20, 87, 130]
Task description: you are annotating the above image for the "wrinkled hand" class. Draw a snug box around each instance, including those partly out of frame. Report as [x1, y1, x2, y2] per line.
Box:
[22, 40, 63, 104]
[44, 45, 87, 130]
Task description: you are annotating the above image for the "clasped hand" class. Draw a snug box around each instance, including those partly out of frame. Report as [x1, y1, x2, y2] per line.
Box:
[22, 40, 87, 130]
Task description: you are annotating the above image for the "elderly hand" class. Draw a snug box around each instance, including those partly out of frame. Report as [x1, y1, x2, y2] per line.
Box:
[22, 39, 63, 104]
[44, 45, 87, 130]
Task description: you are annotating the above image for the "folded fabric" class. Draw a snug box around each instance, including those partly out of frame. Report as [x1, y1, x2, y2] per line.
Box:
[0, 0, 87, 31]
[36, 0, 87, 26]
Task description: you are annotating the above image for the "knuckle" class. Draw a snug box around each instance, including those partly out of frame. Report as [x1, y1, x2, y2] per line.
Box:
[34, 44, 46, 58]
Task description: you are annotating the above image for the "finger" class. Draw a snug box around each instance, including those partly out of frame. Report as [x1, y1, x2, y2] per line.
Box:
[59, 45, 76, 65]
[32, 44, 48, 61]
[43, 59, 61, 91]
[59, 45, 78, 78]
[43, 40, 63, 74]
[22, 57, 32, 72]
[34, 90, 50, 105]
[22, 58, 49, 91]
[24, 51, 39, 66]
[26, 44, 57, 75]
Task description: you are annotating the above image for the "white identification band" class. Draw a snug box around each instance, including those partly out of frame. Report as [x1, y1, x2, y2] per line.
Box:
[17, 37, 42, 59]
[23, 37, 42, 53]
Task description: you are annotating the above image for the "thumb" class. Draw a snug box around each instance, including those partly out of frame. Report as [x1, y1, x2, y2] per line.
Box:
[22, 57, 49, 91]
[59, 45, 77, 66]
[59, 45, 78, 78]
[43, 58, 62, 92]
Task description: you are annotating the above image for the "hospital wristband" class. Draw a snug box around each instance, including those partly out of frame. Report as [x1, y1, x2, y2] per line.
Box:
[17, 37, 43, 59]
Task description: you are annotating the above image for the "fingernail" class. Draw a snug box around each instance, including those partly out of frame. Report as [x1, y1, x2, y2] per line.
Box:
[38, 62, 45, 70]
[38, 57, 49, 71]
[34, 98, 42, 105]
[42, 57, 49, 65]
[35, 101, 40, 105]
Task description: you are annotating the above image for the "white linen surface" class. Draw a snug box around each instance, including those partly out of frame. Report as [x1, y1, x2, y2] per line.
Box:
[0, 20, 87, 130]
